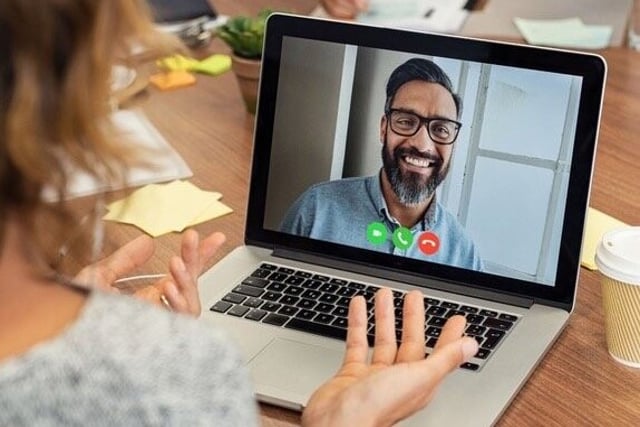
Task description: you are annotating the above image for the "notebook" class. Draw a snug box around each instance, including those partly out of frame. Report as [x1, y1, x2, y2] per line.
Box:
[198, 13, 606, 426]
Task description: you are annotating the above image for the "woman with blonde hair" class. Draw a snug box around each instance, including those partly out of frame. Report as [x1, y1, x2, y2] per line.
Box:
[0, 1, 477, 425]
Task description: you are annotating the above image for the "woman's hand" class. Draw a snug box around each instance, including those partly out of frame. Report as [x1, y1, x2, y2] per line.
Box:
[74, 230, 226, 316]
[302, 288, 479, 426]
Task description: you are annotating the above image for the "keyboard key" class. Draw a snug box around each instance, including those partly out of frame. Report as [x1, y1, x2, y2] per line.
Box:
[482, 329, 506, 349]
[267, 282, 287, 292]
[440, 301, 459, 309]
[297, 298, 317, 310]
[459, 305, 479, 314]
[285, 276, 305, 286]
[301, 290, 321, 300]
[330, 278, 348, 286]
[466, 325, 487, 336]
[313, 274, 330, 282]
[479, 309, 498, 317]
[460, 362, 480, 371]
[337, 287, 357, 297]
[336, 296, 351, 307]
[426, 327, 442, 338]
[277, 267, 295, 275]
[426, 306, 447, 316]
[260, 263, 277, 270]
[428, 316, 447, 327]
[278, 306, 299, 317]
[210, 301, 232, 313]
[245, 309, 267, 321]
[243, 297, 264, 308]
[301, 279, 323, 289]
[279, 295, 300, 306]
[295, 271, 312, 278]
[268, 272, 288, 282]
[284, 286, 304, 296]
[285, 318, 347, 341]
[332, 306, 349, 317]
[315, 313, 335, 324]
[425, 297, 440, 306]
[426, 337, 439, 348]
[332, 317, 348, 328]
[475, 348, 491, 359]
[262, 291, 282, 301]
[232, 285, 264, 298]
[466, 314, 485, 325]
[228, 305, 250, 317]
[262, 302, 282, 312]
[348, 282, 367, 289]
[319, 294, 339, 304]
[319, 283, 339, 293]
[250, 269, 271, 279]
[242, 277, 269, 288]
[446, 309, 466, 318]
[499, 313, 519, 322]
[483, 318, 514, 331]
[295, 309, 317, 320]
[263, 313, 289, 326]
[315, 303, 334, 313]
[222, 293, 246, 304]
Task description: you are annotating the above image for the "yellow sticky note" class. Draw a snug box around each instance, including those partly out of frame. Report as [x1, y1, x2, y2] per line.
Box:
[581, 207, 629, 270]
[156, 54, 200, 71]
[149, 70, 196, 91]
[103, 181, 232, 237]
[191, 54, 232, 76]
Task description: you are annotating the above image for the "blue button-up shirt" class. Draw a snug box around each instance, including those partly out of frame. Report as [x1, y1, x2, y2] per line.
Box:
[280, 174, 483, 271]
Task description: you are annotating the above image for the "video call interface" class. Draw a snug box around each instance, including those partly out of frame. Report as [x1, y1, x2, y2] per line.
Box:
[263, 36, 585, 288]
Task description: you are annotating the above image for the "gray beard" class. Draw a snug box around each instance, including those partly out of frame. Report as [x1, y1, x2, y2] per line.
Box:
[382, 140, 449, 205]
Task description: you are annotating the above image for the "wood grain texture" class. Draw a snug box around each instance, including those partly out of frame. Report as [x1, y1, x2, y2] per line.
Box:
[100, 1, 640, 425]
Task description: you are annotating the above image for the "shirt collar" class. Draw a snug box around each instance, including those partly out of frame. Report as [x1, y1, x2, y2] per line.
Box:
[367, 170, 438, 230]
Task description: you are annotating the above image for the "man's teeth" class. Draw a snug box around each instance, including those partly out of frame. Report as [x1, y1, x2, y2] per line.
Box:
[404, 155, 432, 168]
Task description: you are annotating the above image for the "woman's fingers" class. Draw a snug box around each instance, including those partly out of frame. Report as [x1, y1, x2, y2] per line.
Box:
[75, 235, 155, 288]
[371, 288, 398, 366]
[396, 290, 426, 362]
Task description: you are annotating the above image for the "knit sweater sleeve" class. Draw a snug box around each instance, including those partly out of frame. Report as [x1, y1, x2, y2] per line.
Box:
[0, 291, 259, 427]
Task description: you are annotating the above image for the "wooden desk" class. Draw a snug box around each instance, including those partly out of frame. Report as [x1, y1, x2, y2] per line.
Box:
[116, 1, 640, 425]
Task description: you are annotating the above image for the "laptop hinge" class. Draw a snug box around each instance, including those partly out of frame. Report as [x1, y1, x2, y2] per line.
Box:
[272, 248, 534, 309]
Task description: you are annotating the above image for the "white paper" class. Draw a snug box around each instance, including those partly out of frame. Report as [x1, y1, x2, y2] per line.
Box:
[357, 0, 469, 33]
[43, 110, 192, 201]
[514, 17, 613, 50]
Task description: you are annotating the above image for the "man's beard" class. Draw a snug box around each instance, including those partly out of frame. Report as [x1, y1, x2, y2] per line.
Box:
[382, 138, 449, 206]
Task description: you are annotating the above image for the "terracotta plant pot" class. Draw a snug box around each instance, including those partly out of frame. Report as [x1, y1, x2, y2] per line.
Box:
[231, 54, 261, 114]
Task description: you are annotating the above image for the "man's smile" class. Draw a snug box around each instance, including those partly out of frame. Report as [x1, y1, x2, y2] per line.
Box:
[402, 153, 436, 169]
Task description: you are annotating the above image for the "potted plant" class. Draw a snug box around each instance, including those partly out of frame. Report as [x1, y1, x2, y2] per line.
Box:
[218, 9, 271, 114]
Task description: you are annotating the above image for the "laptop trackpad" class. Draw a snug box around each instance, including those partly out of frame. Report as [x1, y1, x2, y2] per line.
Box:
[248, 338, 343, 402]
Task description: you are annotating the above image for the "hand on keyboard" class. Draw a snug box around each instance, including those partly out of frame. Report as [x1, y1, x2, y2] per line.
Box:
[302, 288, 478, 427]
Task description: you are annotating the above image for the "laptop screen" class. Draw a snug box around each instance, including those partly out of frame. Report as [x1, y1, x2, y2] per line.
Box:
[247, 14, 606, 308]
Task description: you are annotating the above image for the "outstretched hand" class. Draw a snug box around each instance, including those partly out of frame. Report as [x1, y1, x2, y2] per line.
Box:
[302, 288, 479, 426]
[74, 229, 226, 316]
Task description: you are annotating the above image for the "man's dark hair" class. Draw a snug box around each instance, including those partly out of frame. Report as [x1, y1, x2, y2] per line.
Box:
[385, 58, 462, 118]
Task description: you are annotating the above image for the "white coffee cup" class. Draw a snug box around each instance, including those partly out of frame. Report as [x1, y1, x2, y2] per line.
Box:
[595, 226, 640, 368]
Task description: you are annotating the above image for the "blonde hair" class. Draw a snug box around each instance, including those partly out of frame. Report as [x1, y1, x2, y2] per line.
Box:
[0, 0, 179, 272]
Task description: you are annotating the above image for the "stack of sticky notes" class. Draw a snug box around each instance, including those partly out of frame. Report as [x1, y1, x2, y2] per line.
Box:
[104, 180, 232, 237]
[150, 54, 232, 91]
[580, 207, 629, 270]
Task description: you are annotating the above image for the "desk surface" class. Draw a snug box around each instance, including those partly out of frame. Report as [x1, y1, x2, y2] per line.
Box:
[114, 1, 640, 425]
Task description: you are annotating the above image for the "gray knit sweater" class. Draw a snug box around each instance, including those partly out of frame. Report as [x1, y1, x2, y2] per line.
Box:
[0, 291, 259, 426]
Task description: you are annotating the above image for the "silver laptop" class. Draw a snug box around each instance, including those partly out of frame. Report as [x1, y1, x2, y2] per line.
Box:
[199, 14, 606, 426]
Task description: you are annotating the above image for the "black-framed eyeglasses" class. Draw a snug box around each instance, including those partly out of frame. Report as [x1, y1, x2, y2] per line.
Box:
[386, 109, 462, 145]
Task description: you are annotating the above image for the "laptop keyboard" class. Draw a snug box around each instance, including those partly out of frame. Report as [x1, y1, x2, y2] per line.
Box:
[210, 263, 520, 371]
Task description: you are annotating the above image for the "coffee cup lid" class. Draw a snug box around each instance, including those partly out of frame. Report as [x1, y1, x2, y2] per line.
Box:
[595, 227, 640, 285]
